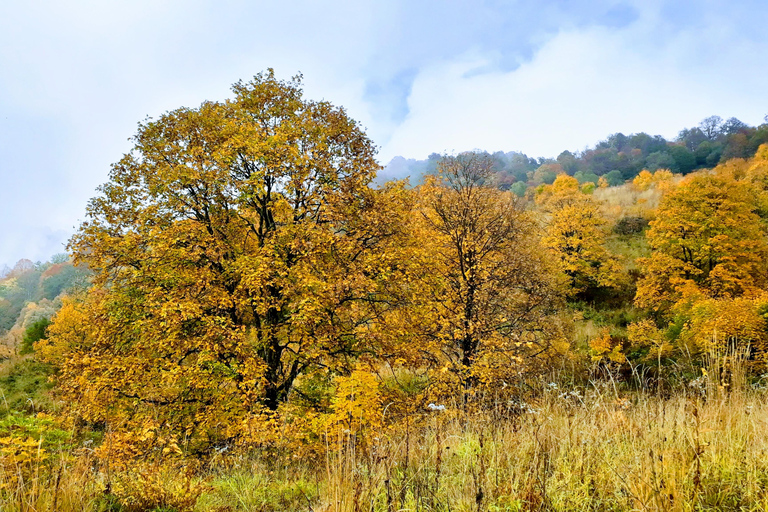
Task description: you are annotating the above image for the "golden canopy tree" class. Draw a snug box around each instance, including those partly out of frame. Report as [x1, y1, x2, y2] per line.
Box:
[536, 174, 620, 297]
[626, 149, 768, 368]
[41, 71, 413, 455]
[715, 143, 768, 218]
[635, 171, 768, 313]
[413, 153, 565, 393]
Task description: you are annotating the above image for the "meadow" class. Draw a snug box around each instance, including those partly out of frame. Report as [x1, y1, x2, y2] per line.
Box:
[2, 358, 767, 512]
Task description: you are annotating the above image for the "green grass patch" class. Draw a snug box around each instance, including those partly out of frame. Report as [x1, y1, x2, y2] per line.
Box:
[0, 356, 55, 417]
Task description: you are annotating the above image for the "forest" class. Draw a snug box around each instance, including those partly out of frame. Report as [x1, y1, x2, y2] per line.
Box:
[381, 114, 768, 193]
[2, 71, 768, 511]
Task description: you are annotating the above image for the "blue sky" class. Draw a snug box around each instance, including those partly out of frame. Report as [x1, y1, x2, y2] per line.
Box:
[1, 0, 768, 267]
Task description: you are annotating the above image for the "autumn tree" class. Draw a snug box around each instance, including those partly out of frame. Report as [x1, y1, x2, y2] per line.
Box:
[536, 175, 620, 298]
[632, 168, 675, 192]
[716, 143, 768, 218]
[41, 71, 412, 456]
[414, 153, 565, 394]
[531, 163, 563, 185]
[635, 171, 768, 313]
[625, 146, 768, 368]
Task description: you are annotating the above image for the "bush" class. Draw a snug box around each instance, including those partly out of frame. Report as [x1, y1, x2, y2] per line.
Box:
[0, 359, 55, 415]
[20, 317, 50, 355]
[509, 181, 527, 197]
[614, 216, 649, 235]
[109, 464, 207, 512]
[603, 169, 624, 186]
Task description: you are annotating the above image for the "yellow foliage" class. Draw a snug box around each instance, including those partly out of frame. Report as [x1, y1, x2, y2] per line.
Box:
[673, 294, 768, 361]
[42, 71, 412, 463]
[326, 368, 382, 441]
[716, 143, 768, 217]
[0, 435, 46, 489]
[636, 169, 768, 312]
[110, 463, 207, 512]
[589, 328, 626, 363]
[412, 153, 566, 397]
[635, 150, 768, 362]
[538, 174, 621, 295]
[632, 168, 675, 192]
[632, 170, 654, 191]
[626, 319, 672, 362]
[537, 174, 580, 202]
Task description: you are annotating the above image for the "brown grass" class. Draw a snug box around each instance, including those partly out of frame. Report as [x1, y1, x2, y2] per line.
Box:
[3, 381, 767, 512]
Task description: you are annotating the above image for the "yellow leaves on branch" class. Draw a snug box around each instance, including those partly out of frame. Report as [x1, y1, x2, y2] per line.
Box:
[326, 368, 382, 440]
[588, 328, 626, 364]
[408, 153, 566, 397]
[672, 293, 768, 361]
[0, 435, 46, 485]
[43, 70, 406, 460]
[108, 462, 206, 512]
[632, 168, 675, 192]
[626, 319, 672, 363]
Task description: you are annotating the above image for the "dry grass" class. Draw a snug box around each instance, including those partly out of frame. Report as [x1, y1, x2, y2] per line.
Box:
[0, 452, 104, 512]
[594, 185, 658, 222]
[315, 386, 768, 512]
[2, 382, 767, 512]
[594, 176, 684, 223]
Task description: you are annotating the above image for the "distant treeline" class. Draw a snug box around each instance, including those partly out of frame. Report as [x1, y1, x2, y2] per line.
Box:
[384, 115, 768, 194]
[0, 256, 89, 334]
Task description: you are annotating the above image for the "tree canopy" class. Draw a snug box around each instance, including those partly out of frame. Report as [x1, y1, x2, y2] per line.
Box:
[42, 71, 414, 456]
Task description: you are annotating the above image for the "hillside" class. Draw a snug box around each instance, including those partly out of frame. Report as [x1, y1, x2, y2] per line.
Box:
[382, 115, 768, 191]
[0, 257, 90, 357]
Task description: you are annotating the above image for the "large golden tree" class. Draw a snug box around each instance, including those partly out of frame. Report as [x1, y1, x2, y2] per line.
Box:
[42, 71, 411, 455]
[635, 172, 768, 312]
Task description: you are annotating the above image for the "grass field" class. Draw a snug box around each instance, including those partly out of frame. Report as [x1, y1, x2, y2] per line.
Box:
[2, 374, 767, 512]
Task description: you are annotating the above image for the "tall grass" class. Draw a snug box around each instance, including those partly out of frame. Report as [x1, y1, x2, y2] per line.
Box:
[3, 382, 766, 512]
[315, 385, 768, 512]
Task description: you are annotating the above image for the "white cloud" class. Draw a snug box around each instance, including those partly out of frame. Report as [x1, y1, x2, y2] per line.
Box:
[0, 227, 69, 268]
[380, 13, 768, 161]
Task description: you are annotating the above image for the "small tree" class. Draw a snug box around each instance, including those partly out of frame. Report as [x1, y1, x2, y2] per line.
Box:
[537, 175, 620, 298]
[20, 317, 50, 355]
[416, 153, 564, 395]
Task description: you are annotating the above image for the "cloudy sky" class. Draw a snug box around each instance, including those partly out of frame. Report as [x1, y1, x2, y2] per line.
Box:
[2, 0, 768, 267]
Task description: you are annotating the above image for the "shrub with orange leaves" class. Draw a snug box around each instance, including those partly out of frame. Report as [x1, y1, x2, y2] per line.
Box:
[589, 328, 626, 364]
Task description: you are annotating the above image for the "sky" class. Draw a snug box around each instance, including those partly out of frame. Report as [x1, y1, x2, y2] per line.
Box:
[1, 0, 768, 267]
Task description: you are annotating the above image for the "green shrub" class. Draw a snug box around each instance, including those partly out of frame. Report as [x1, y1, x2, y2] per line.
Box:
[20, 317, 51, 355]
